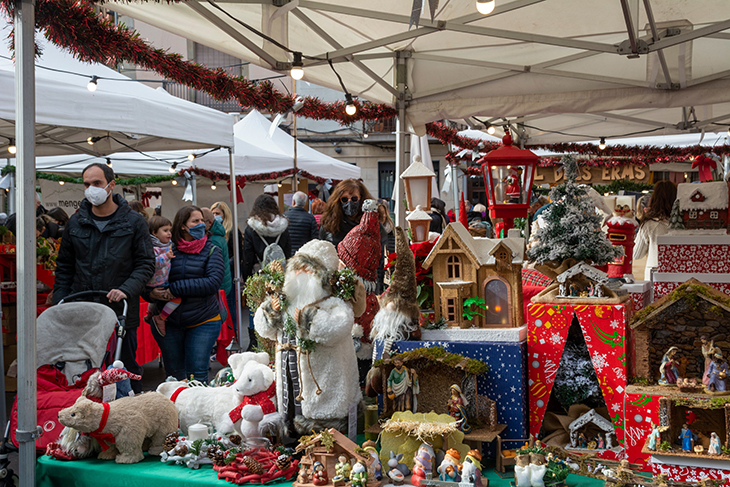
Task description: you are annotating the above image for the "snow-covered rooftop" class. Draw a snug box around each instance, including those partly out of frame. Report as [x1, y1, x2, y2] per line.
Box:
[677, 181, 729, 211]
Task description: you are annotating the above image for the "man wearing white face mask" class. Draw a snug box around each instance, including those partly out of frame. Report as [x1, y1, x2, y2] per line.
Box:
[53, 163, 155, 391]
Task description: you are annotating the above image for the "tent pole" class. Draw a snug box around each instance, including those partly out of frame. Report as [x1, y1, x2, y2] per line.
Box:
[8, 169, 14, 214]
[15, 1, 39, 486]
[292, 78, 298, 194]
[228, 148, 247, 351]
[191, 173, 198, 205]
[394, 51, 409, 228]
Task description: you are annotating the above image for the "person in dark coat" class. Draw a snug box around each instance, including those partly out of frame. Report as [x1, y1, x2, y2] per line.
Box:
[284, 191, 318, 254]
[242, 194, 292, 282]
[53, 163, 155, 391]
[429, 197, 450, 234]
[148, 205, 225, 381]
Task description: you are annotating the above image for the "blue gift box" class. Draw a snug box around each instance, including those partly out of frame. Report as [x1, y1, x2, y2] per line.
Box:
[393, 339, 528, 457]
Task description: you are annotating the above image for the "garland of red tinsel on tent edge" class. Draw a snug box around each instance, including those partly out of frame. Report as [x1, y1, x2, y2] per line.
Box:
[2, 0, 729, 173]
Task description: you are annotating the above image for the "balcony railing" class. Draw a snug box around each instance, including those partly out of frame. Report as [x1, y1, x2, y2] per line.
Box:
[162, 81, 242, 113]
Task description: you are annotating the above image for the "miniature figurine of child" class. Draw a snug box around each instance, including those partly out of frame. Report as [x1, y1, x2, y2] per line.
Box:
[335, 455, 352, 480]
[709, 432, 722, 455]
[647, 422, 661, 451]
[701, 335, 715, 386]
[411, 442, 435, 487]
[437, 449, 461, 482]
[706, 352, 729, 393]
[312, 461, 328, 486]
[362, 441, 382, 480]
[447, 385, 471, 433]
[679, 423, 695, 452]
[350, 461, 368, 487]
[659, 347, 680, 385]
[297, 464, 309, 484]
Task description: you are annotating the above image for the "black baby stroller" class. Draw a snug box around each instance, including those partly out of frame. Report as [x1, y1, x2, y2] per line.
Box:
[3, 290, 127, 477]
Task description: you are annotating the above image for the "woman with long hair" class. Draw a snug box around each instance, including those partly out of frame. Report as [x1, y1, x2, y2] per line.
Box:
[211, 201, 244, 269]
[319, 179, 375, 247]
[149, 205, 224, 381]
[311, 198, 326, 227]
[242, 194, 291, 281]
[635, 180, 677, 280]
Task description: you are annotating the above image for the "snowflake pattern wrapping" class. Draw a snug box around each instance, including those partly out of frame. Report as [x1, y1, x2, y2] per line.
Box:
[658, 243, 730, 273]
[654, 281, 730, 300]
[652, 461, 730, 484]
[527, 303, 629, 461]
[623, 392, 659, 472]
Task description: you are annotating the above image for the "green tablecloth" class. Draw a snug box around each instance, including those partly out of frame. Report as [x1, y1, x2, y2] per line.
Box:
[37, 455, 607, 487]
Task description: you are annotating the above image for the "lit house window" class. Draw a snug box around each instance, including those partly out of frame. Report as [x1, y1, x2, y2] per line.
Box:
[484, 278, 510, 326]
[447, 255, 461, 279]
[711, 211, 719, 220]
[689, 210, 697, 220]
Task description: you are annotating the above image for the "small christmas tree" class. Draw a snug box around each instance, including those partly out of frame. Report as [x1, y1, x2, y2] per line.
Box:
[668, 200, 685, 230]
[527, 155, 622, 267]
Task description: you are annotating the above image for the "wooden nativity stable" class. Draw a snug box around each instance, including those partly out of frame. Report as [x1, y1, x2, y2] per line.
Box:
[293, 429, 377, 487]
[422, 223, 524, 329]
[629, 278, 730, 384]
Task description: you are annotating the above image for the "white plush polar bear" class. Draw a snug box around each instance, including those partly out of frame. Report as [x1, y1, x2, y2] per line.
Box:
[156, 352, 270, 435]
[218, 359, 280, 438]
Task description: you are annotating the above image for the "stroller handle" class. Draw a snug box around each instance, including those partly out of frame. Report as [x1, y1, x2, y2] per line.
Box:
[57, 290, 128, 318]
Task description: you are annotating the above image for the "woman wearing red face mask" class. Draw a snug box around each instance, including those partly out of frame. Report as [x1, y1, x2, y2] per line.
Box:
[148, 205, 224, 382]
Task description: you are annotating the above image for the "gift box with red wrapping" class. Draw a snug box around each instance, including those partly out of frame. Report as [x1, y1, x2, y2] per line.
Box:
[527, 302, 629, 461]
[654, 235, 730, 299]
[623, 389, 660, 472]
[620, 281, 651, 313]
[651, 455, 730, 484]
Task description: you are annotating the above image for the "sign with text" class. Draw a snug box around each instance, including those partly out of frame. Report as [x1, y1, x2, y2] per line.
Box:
[534, 164, 649, 185]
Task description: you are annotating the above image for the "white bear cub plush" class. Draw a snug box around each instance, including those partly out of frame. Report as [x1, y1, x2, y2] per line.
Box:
[219, 359, 279, 438]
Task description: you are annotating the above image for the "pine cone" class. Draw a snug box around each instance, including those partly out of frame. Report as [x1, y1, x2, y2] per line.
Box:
[163, 433, 179, 452]
[269, 260, 283, 274]
[212, 450, 228, 467]
[207, 445, 219, 459]
[275, 455, 291, 471]
[242, 456, 264, 474]
[228, 434, 242, 446]
[271, 295, 281, 312]
[173, 444, 189, 457]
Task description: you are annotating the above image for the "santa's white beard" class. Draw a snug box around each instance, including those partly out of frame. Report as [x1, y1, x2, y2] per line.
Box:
[283, 271, 329, 314]
[370, 307, 417, 342]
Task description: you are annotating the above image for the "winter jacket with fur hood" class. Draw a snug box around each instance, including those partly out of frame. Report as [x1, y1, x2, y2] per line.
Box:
[167, 240, 225, 328]
[53, 194, 155, 329]
[242, 215, 291, 281]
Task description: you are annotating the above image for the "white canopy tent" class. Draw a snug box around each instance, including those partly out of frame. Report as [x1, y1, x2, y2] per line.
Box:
[0, 25, 234, 157]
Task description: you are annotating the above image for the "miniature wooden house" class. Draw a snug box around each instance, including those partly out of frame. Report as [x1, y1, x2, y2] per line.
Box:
[629, 279, 730, 383]
[676, 181, 729, 232]
[423, 223, 524, 328]
[294, 429, 376, 487]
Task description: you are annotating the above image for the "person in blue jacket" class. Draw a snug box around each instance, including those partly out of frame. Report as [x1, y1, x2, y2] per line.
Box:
[148, 205, 224, 382]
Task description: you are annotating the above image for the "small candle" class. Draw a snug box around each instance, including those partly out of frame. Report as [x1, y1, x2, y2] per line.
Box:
[188, 423, 208, 441]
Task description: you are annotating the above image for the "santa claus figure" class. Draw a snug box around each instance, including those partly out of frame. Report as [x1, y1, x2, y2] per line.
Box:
[254, 240, 361, 434]
[338, 199, 382, 361]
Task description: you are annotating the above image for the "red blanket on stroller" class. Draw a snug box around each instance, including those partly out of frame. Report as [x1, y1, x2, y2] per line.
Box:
[9, 365, 97, 452]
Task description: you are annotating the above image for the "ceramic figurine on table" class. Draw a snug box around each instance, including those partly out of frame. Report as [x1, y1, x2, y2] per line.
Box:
[362, 440, 382, 480]
[706, 352, 729, 393]
[336, 455, 352, 479]
[411, 442, 434, 487]
[387, 356, 418, 412]
[447, 385, 471, 434]
[313, 461, 328, 486]
[595, 434, 605, 449]
[529, 453, 547, 487]
[647, 422, 661, 451]
[350, 461, 368, 487]
[659, 347, 680, 385]
[679, 424, 695, 452]
[387, 451, 410, 477]
[461, 450, 484, 487]
[701, 336, 716, 386]
[578, 432, 588, 448]
[437, 449, 461, 482]
[709, 432, 722, 455]
[297, 463, 309, 484]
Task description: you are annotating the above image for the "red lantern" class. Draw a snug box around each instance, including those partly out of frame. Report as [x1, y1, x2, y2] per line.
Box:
[478, 132, 538, 236]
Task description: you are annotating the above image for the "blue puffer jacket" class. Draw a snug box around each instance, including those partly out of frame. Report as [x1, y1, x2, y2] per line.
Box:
[167, 240, 225, 328]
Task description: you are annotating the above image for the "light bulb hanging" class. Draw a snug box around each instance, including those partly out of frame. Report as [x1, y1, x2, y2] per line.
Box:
[599, 137, 607, 150]
[87, 75, 99, 92]
[187, 154, 196, 161]
[476, 0, 496, 15]
[59, 180, 65, 186]
[344, 93, 357, 116]
[106, 158, 113, 168]
[486, 123, 496, 135]
[171, 178, 178, 186]
[8, 138, 16, 155]
[290, 52, 304, 80]
[169, 162, 178, 173]
[211, 181, 217, 191]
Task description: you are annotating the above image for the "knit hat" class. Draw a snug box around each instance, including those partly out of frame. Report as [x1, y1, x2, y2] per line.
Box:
[379, 226, 420, 322]
[338, 199, 381, 290]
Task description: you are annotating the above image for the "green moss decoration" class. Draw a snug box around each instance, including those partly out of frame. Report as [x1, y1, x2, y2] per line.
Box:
[631, 282, 730, 326]
[374, 347, 488, 376]
[672, 396, 730, 409]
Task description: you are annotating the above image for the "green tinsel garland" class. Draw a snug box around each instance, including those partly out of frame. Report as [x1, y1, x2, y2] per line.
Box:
[0, 165, 176, 186]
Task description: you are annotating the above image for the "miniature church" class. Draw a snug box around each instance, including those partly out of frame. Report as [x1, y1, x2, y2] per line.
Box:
[422, 223, 524, 328]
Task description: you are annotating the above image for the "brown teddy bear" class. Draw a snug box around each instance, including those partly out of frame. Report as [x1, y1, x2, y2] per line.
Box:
[58, 392, 178, 464]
